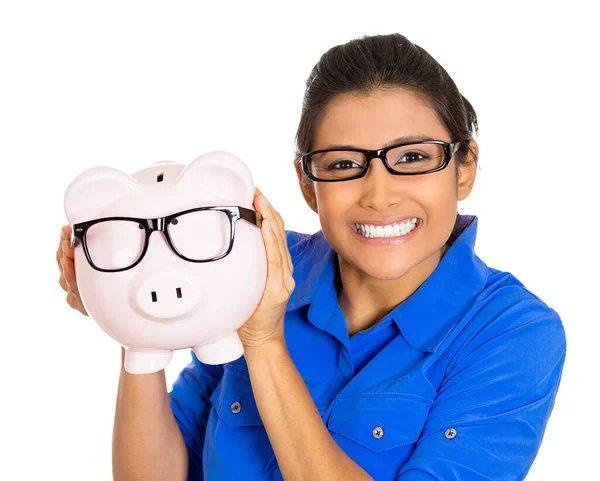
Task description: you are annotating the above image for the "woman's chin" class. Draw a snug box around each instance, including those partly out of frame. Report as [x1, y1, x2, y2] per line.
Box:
[350, 257, 413, 281]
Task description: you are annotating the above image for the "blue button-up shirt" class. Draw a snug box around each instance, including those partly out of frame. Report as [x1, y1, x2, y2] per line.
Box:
[169, 214, 566, 481]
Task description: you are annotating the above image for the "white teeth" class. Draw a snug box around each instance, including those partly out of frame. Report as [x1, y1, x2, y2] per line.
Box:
[355, 218, 418, 238]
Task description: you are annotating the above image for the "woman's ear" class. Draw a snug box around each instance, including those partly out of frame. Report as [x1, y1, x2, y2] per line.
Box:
[457, 140, 479, 202]
[294, 162, 318, 214]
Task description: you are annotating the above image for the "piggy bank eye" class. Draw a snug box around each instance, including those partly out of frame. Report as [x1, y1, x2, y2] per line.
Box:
[86, 220, 146, 270]
[169, 210, 231, 261]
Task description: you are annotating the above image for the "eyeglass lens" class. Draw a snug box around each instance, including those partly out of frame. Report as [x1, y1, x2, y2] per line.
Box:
[309, 143, 446, 180]
[85, 210, 232, 270]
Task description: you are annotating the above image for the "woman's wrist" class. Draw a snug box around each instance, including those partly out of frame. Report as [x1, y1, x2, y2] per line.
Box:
[243, 336, 287, 360]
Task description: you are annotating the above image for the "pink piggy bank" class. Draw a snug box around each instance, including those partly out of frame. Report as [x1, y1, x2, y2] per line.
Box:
[64, 151, 267, 374]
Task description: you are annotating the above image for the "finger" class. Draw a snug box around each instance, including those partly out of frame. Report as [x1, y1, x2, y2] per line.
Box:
[254, 190, 287, 270]
[66, 290, 76, 308]
[61, 224, 73, 254]
[59, 270, 68, 292]
[254, 189, 294, 293]
[57, 225, 73, 267]
[264, 204, 293, 288]
[261, 218, 287, 302]
[268, 205, 286, 254]
[62, 225, 72, 242]
[268, 208, 294, 295]
[270, 208, 293, 275]
[66, 290, 83, 311]
[62, 239, 74, 260]
[61, 256, 79, 296]
[59, 276, 68, 292]
[56, 234, 65, 269]
[65, 274, 87, 315]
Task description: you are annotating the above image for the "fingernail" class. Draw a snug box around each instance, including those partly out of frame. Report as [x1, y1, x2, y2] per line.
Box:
[60, 228, 65, 239]
[59, 258, 65, 270]
[264, 218, 272, 231]
[260, 193, 270, 208]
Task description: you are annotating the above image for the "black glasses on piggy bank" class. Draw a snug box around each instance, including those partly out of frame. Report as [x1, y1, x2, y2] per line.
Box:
[71, 206, 263, 273]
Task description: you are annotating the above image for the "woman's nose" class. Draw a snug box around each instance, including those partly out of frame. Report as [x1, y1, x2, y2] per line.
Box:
[360, 156, 404, 206]
[364, 155, 392, 181]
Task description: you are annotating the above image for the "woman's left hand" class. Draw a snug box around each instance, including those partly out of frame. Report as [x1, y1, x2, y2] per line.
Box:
[237, 187, 295, 348]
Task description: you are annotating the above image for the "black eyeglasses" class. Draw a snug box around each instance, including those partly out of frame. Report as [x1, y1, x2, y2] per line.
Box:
[301, 140, 462, 182]
[71, 206, 263, 273]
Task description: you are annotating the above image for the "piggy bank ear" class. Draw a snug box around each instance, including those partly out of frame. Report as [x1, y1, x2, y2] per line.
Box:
[176, 151, 255, 206]
[64, 166, 139, 224]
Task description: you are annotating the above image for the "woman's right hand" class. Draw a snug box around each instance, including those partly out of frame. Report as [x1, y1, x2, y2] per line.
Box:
[57, 225, 88, 316]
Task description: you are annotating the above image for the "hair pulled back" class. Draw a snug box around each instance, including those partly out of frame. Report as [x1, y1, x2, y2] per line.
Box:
[293, 33, 479, 244]
[294, 33, 478, 173]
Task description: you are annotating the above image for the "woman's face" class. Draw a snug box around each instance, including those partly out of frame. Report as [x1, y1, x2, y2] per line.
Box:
[295, 88, 477, 281]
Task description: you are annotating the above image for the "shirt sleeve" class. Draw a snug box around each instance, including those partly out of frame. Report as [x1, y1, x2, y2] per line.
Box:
[396, 309, 567, 481]
[168, 350, 224, 480]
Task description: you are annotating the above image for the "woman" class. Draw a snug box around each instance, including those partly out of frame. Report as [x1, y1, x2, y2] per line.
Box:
[56, 33, 566, 481]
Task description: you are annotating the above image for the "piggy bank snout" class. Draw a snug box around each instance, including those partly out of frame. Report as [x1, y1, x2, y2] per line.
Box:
[134, 271, 199, 320]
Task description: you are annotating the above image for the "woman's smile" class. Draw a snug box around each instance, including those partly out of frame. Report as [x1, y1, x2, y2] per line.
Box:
[350, 218, 423, 245]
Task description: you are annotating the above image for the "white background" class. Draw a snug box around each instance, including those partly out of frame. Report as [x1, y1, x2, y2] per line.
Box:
[1, 1, 597, 480]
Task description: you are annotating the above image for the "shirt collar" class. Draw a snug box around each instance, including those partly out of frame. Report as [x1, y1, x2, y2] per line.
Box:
[287, 214, 488, 353]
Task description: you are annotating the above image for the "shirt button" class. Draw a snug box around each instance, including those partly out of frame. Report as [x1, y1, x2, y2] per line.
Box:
[445, 428, 457, 440]
[372, 426, 384, 439]
[230, 402, 242, 414]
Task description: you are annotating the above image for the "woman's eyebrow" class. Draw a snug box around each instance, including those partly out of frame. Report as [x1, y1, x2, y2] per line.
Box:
[324, 134, 437, 150]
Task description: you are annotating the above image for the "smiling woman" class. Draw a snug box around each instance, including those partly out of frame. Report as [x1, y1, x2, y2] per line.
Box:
[57, 33, 567, 481]
[167, 34, 566, 481]
[297, 89, 476, 313]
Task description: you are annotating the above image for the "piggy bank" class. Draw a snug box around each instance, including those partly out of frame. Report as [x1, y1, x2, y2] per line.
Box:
[64, 151, 267, 374]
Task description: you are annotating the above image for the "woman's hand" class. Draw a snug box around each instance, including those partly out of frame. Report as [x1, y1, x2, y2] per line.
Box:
[237, 188, 295, 348]
[56, 225, 88, 316]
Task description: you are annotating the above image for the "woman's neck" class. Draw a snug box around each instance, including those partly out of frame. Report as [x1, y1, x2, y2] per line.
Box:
[337, 242, 449, 336]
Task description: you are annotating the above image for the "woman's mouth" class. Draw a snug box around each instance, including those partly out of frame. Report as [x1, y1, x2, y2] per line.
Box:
[351, 218, 423, 245]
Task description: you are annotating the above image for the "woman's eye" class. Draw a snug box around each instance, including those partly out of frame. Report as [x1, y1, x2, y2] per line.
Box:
[330, 160, 361, 169]
[398, 152, 427, 163]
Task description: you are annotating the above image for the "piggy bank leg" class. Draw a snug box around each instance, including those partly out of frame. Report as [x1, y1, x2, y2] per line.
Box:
[192, 332, 244, 365]
[124, 348, 173, 374]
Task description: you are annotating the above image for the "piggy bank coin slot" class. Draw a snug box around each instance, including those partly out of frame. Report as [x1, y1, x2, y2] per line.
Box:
[176, 287, 182, 298]
[156, 172, 164, 182]
[151, 291, 158, 302]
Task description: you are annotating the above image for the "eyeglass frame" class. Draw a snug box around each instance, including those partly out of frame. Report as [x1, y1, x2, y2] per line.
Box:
[300, 140, 462, 182]
[70, 205, 263, 273]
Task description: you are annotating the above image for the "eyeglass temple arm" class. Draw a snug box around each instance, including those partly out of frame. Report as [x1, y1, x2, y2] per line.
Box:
[239, 206, 263, 228]
[70, 227, 82, 248]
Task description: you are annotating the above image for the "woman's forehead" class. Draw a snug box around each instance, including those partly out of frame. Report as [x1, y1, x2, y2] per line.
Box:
[313, 88, 449, 150]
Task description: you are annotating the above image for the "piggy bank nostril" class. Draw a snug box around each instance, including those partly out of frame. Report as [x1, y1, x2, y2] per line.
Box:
[149, 289, 182, 303]
[134, 273, 199, 320]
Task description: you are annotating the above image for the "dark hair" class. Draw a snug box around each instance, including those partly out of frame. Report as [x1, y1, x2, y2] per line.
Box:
[293, 33, 479, 246]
